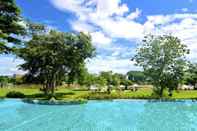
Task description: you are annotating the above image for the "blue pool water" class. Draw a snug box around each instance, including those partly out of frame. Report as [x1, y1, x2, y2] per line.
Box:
[1, 99, 197, 131]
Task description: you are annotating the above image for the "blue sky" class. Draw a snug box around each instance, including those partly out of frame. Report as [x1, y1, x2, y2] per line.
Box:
[1, 0, 197, 75]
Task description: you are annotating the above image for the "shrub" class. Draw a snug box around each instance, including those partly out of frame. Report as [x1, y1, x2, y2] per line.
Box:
[6, 91, 25, 98]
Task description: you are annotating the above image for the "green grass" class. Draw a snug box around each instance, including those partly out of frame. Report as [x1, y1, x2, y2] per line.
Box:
[1, 85, 197, 100]
[172, 90, 197, 99]
[0, 88, 41, 97]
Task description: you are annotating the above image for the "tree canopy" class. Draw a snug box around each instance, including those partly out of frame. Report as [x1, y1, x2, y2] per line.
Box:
[127, 71, 146, 84]
[133, 35, 189, 97]
[19, 30, 95, 95]
[0, 0, 25, 53]
[184, 63, 197, 87]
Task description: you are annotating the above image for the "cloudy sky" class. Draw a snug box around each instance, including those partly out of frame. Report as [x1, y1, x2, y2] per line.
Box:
[1, 0, 197, 75]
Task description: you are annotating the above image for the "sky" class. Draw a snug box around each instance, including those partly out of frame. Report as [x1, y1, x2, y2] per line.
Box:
[1, 0, 197, 75]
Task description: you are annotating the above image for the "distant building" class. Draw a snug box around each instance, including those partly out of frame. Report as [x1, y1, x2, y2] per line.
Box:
[178, 85, 194, 90]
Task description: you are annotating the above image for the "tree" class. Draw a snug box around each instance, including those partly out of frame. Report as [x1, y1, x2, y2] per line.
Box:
[0, 76, 9, 88]
[185, 63, 197, 88]
[0, 0, 25, 53]
[95, 76, 107, 87]
[99, 71, 113, 85]
[19, 30, 95, 96]
[113, 73, 127, 86]
[127, 71, 146, 84]
[72, 63, 93, 86]
[133, 35, 189, 97]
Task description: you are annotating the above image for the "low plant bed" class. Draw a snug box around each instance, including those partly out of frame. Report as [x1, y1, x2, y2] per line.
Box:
[22, 98, 87, 105]
[6, 91, 25, 98]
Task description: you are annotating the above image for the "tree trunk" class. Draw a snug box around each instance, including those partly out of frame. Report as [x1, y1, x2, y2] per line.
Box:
[42, 83, 49, 95]
[51, 81, 56, 96]
[107, 85, 111, 94]
[168, 88, 172, 97]
[159, 87, 164, 97]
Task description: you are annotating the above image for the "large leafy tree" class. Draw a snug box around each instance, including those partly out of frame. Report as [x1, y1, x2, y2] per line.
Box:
[0, 0, 25, 53]
[19, 30, 95, 95]
[133, 35, 189, 97]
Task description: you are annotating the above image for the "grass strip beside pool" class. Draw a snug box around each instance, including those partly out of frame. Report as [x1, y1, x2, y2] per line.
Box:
[1, 86, 197, 100]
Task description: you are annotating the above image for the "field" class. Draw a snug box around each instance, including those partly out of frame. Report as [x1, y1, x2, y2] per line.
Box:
[1, 85, 197, 100]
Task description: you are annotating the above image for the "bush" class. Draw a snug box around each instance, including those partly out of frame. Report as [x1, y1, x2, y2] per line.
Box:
[6, 91, 25, 98]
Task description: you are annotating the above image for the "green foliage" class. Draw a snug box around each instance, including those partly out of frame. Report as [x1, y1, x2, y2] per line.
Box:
[113, 73, 125, 86]
[67, 63, 95, 86]
[0, 76, 16, 87]
[100, 71, 113, 85]
[66, 33, 96, 84]
[19, 30, 95, 95]
[6, 91, 25, 98]
[13, 74, 24, 84]
[23, 98, 87, 105]
[0, 0, 25, 54]
[127, 71, 146, 84]
[95, 76, 108, 86]
[2, 85, 197, 100]
[99, 71, 128, 86]
[0, 76, 9, 87]
[184, 63, 197, 87]
[78, 89, 153, 100]
[133, 34, 189, 97]
[75, 64, 89, 85]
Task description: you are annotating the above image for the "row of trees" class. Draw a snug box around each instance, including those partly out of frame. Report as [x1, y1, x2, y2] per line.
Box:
[1, 0, 197, 97]
[0, 69, 144, 89]
[75, 71, 133, 87]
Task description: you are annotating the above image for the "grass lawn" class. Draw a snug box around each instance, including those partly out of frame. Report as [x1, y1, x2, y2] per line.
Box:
[1, 85, 197, 100]
[172, 90, 197, 99]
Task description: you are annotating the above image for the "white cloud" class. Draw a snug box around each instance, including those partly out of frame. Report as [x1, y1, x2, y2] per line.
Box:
[90, 31, 112, 47]
[71, 21, 96, 33]
[50, 0, 85, 13]
[127, 8, 142, 20]
[50, 0, 197, 73]
[51, 0, 144, 42]
[144, 14, 197, 62]
[181, 8, 189, 12]
[93, 0, 129, 17]
[86, 56, 141, 74]
[94, 17, 144, 40]
[0, 56, 24, 76]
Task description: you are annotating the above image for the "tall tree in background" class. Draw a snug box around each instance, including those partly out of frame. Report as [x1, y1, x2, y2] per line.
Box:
[0, 0, 25, 53]
[185, 63, 197, 88]
[66, 32, 96, 84]
[127, 71, 146, 84]
[19, 31, 95, 96]
[133, 35, 189, 97]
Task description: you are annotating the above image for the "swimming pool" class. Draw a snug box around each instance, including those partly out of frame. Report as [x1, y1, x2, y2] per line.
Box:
[1, 99, 197, 131]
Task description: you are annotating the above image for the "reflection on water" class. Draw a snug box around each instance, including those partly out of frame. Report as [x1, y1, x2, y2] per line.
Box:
[1, 99, 197, 131]
[136, 101, 197, 131]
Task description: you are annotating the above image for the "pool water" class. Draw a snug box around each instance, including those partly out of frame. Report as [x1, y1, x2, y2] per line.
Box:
[1, 99, 197, 131]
